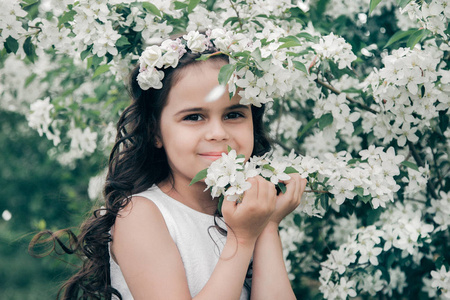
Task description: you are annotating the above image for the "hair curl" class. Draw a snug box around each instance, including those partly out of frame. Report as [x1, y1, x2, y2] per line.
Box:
[29, 44, 271, 299]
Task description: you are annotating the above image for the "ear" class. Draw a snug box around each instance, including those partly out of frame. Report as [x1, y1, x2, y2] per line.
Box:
[155, 136, 163, 148]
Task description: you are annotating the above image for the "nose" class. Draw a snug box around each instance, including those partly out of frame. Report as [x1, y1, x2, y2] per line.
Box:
[205, 118, 229, 141]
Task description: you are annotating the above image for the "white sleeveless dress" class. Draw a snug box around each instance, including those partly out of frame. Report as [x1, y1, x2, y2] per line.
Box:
[110, 185, 250, 299]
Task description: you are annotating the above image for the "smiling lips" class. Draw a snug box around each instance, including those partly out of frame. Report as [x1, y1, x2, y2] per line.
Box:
[199, 152, 225, 160]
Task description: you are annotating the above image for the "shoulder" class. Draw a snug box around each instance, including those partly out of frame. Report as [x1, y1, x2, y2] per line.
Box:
[110, 195, 191, 298]
[113, 195, 167, 238]
[111, 195, 180, 270]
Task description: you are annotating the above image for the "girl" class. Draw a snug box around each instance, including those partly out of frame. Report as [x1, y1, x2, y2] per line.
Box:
[32, 34, 307, 299]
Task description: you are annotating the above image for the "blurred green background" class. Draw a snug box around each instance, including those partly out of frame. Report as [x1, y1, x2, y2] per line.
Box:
[0, 110, 104, 299]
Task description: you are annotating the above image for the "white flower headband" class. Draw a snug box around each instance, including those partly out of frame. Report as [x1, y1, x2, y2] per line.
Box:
[137, 31, 213, 90]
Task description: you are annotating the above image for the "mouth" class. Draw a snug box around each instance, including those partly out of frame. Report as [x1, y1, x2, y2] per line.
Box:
[198, 152, 225, 161]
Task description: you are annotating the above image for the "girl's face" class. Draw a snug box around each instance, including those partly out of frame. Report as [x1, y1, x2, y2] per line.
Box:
[158, 60, 254, 188]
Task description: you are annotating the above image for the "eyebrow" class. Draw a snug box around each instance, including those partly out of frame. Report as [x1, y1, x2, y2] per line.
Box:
[175, 104, 250, 116]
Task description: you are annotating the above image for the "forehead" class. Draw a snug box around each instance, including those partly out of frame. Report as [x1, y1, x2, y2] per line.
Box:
[165, 61, 243, 111]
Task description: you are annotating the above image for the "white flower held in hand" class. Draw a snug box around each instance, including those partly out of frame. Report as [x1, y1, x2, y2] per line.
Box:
[190, 147, 298, 212]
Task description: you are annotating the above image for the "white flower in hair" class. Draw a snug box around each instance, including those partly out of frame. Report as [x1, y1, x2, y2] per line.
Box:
[137, 68, 165, 90]
[139, 45, 164, 69]
[183, 31, 208, 53]
[160, 38, 187, 58]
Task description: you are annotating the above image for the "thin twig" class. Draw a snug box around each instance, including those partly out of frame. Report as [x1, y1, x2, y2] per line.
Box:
[228, 0, 244, 31]
[315, 79, 379, 115]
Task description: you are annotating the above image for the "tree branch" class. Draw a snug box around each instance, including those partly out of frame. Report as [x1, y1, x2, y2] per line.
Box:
[315, 79, 379, 115]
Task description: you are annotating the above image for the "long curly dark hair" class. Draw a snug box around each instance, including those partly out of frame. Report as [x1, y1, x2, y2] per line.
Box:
[29, 43, 272, 299]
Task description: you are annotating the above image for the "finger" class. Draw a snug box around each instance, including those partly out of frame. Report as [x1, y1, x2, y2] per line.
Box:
[279, 175, 297, 201]
[244, 177, 259, 204]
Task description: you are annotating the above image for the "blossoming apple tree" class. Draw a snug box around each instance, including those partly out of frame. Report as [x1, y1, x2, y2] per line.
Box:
[0, 0, 449, 298]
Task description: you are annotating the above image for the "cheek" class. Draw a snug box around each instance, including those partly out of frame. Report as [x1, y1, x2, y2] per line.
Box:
[240, 122, 254, 158]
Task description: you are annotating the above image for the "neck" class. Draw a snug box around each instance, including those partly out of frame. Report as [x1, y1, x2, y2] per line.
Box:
[158, 179, 218, 215]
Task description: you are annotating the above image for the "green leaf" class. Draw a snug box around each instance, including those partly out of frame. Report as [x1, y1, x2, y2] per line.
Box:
[25, 73, 37, 88]
[353, 186, 365, 197]
[278, 41, 302, 50]
[23, 37, 36, 63]
[82, 97, 98, 104]
[396, 0, 412, 9]
[188, 0, 201, 13]
[232, 51, 251, 58]
[189, 168, 208, 186]
[142, 2, 161, 17]
[223, 17, 240, 27]
[366, 208, 382, 225]
[439, 110, 449, 134]
[80, 48, 91, 61]
[407, 29, 429, 49]
[278, 36, 300, 43]
[196, 54, 211, 61]
[227, 145, 232, 152]
[218, 64, 236, 86]
[435, 255, 445, 269]
[320, 193, 329, 210]
[174, 1, 188, 9]
[293, 61, 307, 73]
[115, 36, 130, 47]
[91, 54, 103, 70]
[93, 64, 110, 79]
[358, 194, 372, 204]
[297, 118, 318, 139]
[318, 113, 333, 130]
[369, 0, 383, 14]
[384, 29, 417, 48]
[377, 265, 391, 283]
[401, 161, 419, 171]
[236, 154, 246, 160]
[278, 182, 287, 194]
[5, 36, 19, 54]
[262, 164, 275, 172]
[58, 9, 77, 26]
[284, 166, 299, 174]
[386, 252, 396, 268]
[296, 32, 315, 42]
[347, 158, 363, 164]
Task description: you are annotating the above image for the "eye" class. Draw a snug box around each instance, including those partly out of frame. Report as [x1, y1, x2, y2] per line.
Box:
[225, 112, 244, 120]
[183, 114, 204, 121]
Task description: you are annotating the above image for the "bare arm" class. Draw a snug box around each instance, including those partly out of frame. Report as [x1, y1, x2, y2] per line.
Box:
[251, 174, 307, 300]
[111, 176, 276, 300]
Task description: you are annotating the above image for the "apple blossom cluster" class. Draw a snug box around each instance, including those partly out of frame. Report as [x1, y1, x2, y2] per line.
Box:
[323, 0, 396, 22]
[311, 33, 357, 69]
[313, 93, 361, 137]
[27, 97, 60, 146]
[55, 124, 98, 167]
[0, 2, 27, 46]
[428, 266, 450, 299]
[195, 145, 404, 214]
[194, 149, 293, 204]
[319, 201, 433, 299]
[401, 0, 450, 38]
[361, 45, 450, 147]
[427, 191, 450, 232]
[289, 146, 404, 209]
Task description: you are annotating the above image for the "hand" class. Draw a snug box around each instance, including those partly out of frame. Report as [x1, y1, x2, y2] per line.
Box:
[270, 173, 307, 225]
[221, 176, 277, 245]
